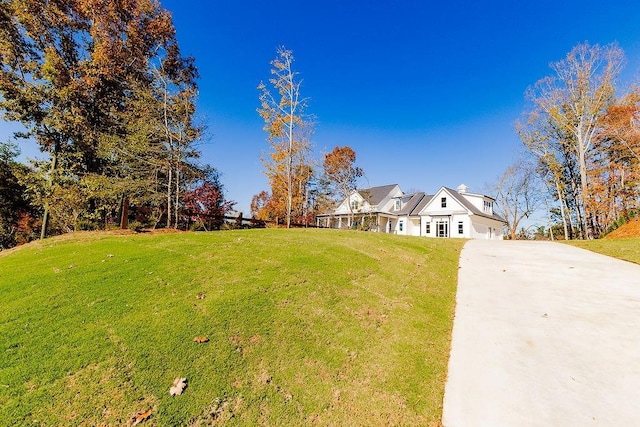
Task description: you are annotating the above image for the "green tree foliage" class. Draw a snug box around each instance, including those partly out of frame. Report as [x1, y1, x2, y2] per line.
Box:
[0, 142, 39, 247]
[0, 0, 228, 243]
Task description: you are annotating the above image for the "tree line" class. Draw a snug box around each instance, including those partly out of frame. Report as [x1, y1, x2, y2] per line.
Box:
[0, 0, 234, 249]
[495, 42, 639, 240]
[252, 47, 364, 227]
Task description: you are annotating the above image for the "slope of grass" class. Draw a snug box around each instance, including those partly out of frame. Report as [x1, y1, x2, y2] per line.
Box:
[0, 229, 463, 426]
[566, 237, 640, 265]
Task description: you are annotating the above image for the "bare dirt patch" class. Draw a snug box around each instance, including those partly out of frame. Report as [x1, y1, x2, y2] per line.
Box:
[606, 218, 640, 239]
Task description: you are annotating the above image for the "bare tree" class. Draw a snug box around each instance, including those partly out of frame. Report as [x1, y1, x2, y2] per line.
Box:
[492, 159, 542, 240]
[523, 42, 624, 238]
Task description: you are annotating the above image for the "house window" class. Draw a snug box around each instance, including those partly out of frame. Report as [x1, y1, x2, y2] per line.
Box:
[395, 199, 401, 210]
[483, 200, 492, 213]
[425, 223, 430, 234]
[458, 221, 464, 234]
[441, 197, 447, 208]
[350, 200, 359, 211]
[399, 220, 404, 232]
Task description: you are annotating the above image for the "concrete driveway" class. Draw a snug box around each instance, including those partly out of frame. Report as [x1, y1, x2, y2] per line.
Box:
[442, 240, 640, 427]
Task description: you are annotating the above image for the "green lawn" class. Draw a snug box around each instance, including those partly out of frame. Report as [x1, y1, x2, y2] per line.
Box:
[566, 238, 640, 265]
[0, 229, 463, 426]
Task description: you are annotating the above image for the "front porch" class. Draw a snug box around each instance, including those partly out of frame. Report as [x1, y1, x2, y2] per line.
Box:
[316, 213, 396, 232]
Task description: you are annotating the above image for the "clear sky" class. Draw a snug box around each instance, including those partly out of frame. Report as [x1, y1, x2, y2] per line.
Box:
[4, 0, 640, 217]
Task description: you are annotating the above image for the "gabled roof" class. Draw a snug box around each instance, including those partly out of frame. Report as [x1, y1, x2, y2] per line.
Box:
[397, 192, 428, 216]
[410, 194, 433, 215]
[442, 187, 506, 223]
[358, 184, 399, 206]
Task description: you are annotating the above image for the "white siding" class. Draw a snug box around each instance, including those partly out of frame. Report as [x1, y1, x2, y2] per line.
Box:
[470, 216, 504, 240]
[408, 218, 421, 236]
[451, 214, 471, 238]
[419, 188, 466, 216]
[320, 184, 504, 240]
[378, 186, 404, 212]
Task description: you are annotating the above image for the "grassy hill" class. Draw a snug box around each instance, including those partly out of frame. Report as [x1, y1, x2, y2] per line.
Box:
[0, 229, 463, 426]
[567, 237, 640, 265]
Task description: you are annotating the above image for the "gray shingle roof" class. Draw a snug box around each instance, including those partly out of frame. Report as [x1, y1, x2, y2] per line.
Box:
[358, 184, 398, 206]
[410, 194, 433, 215]
[397, 192, 427, 215]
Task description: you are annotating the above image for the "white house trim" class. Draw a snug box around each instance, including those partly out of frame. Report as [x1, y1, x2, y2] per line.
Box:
[316, 183, 505, 240]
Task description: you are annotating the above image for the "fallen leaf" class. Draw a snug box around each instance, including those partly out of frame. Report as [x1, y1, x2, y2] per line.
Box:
[169, 377, 187, 396]
[194, 336, 209, 343]
[196, 293, 206, 299]
[130, 409, 152, 425]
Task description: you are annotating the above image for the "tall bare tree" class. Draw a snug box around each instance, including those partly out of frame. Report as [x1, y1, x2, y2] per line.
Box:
[258, 46, 313, 228]
[523, 42, 624, 238]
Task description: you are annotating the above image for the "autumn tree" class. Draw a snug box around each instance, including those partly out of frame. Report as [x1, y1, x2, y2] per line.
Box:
[250, 191, 271, 220]
[257, 47, 313, 228]
[521, 42, 624, 239]
[0, 0, 206, 236]
[181, 168, 235, 230]
[323, 146, 364, 224]
[589, 89, 640, 233]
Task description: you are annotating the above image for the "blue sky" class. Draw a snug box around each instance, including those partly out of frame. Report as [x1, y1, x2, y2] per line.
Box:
[4, 0, 640, 218]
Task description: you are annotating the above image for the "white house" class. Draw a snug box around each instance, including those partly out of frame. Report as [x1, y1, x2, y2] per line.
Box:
[316, 184, 505, 240]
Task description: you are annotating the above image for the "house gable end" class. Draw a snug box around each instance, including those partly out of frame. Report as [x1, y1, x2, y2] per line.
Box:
[419, 187, 469, 216]
[334, 191, 368, 214]
[378, 185, 404, 212]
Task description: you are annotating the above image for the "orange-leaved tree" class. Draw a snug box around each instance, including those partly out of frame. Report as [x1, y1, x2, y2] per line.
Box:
[589, 89, 640, 234]
[257, 47, 313, 228]
[323, 146, 364, 225]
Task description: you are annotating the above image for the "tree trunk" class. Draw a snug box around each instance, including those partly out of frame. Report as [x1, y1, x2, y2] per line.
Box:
[286, 112, 293, 229]
[554, 178, 570, 240]
[578, 146, 593, 239]
[167, 166, 172, 228]
[40, 142, 59, 240]
[120, 195, 130, 229]
[174, 166, 179, 229]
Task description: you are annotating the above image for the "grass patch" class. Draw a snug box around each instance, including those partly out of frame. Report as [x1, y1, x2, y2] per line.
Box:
[565, 238, 640, 265]
[0, 229, 463, 425]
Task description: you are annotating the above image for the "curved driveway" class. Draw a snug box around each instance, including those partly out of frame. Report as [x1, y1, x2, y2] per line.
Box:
[443, 240, 640, 427]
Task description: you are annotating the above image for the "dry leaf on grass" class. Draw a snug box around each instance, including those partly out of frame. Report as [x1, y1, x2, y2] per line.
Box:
[169, 377, 187, 396]
[193, 336, 209, 343]
[130, 409, 152, 425]
[196, 292, 206, 299]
